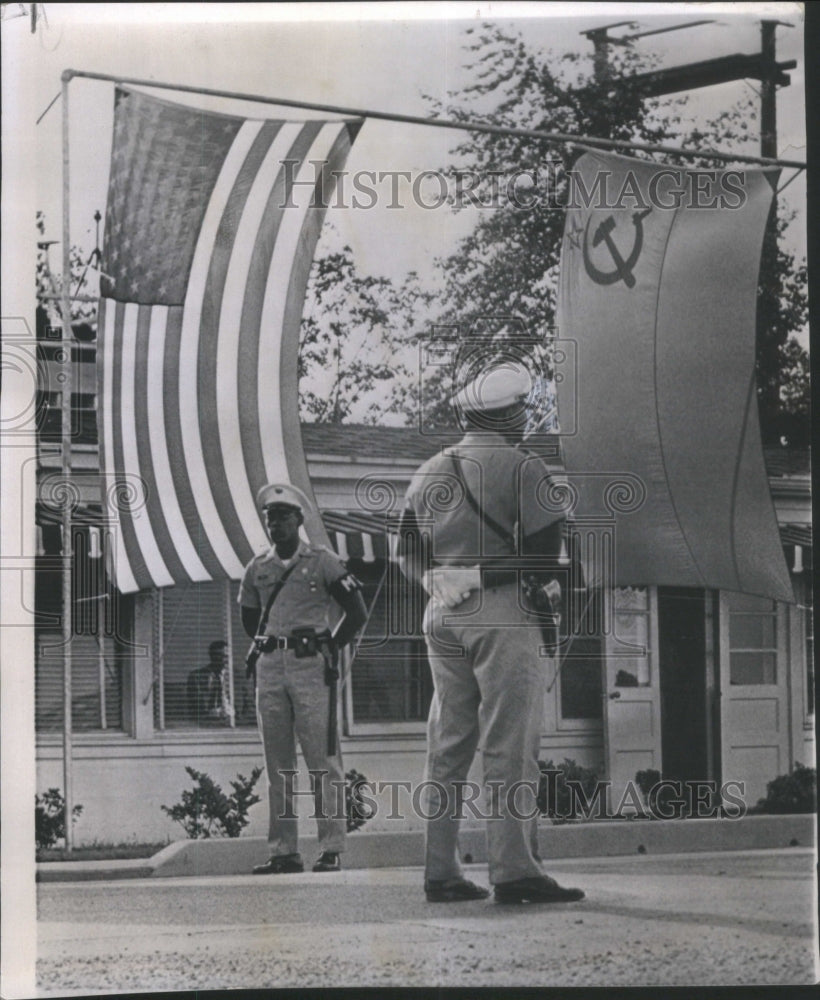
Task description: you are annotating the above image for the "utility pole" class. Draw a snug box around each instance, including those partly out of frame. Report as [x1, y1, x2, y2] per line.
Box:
[581, 22, 635, 83]
[760, 19, 779, 159]
[758, 19, 790, 443]
[583, 18, 794, 112]
[583, 18, 796, 443]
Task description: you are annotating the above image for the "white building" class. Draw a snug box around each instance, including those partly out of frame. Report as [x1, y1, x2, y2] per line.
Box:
[35, 344, 814, 843]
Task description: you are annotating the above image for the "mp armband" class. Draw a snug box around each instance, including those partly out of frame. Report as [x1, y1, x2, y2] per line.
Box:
[329, 572, 362, 601]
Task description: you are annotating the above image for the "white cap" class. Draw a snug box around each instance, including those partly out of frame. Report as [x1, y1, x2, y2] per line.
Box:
[451, 360, 533, 413]
[256, 482, 312, 513]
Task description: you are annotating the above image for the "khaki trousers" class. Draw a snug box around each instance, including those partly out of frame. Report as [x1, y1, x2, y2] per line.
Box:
[423, 584, 547, 884]
[256, 649, 346, 855]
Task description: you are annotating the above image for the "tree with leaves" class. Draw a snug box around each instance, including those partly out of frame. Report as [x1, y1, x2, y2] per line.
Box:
[415, 25, 808, 444]
[36, 210, 98, 337]
[298, 241, 428, 424]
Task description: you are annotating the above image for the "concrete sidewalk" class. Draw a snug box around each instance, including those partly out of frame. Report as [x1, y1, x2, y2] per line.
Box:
[35, 849, 819, 991]
[36, 813, 816, 882]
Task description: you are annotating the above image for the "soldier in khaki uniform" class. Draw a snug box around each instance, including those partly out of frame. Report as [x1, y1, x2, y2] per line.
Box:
[240, 483, 367, 875]
[399, 362, 585, 904]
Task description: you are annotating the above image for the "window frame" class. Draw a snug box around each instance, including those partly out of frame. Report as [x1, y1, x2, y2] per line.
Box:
[725, 591, 780, 687]
[343, 559, 432, 736]
[554, 584, 605, 732]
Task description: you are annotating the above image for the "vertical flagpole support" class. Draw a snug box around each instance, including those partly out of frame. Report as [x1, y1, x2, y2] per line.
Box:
[223, 579, 235, 727]
[60, 70, 75, 851]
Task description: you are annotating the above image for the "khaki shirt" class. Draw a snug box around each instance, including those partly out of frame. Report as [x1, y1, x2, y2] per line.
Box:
[404, 431, 561, 563]
[238, 540, 347, 636]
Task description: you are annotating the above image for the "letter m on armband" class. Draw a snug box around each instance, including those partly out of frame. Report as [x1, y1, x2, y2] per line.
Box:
[330, 572, 363, 599]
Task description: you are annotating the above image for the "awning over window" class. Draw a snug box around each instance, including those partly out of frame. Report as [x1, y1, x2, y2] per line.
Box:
[33, 502, 813, 584]
[780, 524, 812, 573]
[321, 510, 395, 564]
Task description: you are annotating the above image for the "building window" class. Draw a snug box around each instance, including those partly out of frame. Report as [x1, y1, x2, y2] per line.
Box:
[37, 342, 99, 445]
[155, 580, 254, 729]
[349, 561, 433, 725]
[559, 586, 604, 720]
[726, 591, 777, 685]
[154, 563, 435, 732]
[560, 635, 604, 720]
[611, 586, 652, 687]
[35, 524, 126, 732]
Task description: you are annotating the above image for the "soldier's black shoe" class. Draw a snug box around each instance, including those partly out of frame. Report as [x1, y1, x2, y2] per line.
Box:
[312, 851, 341, 872]
[494, 874, 585, 904]
[425, 877, 490, 903]
[252, 853, 304, 875]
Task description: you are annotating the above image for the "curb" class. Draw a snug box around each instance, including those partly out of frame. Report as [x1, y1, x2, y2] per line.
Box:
[36, 813, 816, 882]
[36, 858, 154, 882]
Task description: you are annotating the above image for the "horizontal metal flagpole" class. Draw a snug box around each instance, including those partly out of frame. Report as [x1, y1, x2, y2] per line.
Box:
[63, 68, 807, 170]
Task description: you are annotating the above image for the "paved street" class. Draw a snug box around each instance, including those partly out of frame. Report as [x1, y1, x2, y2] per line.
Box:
[36, 849, 818, 992]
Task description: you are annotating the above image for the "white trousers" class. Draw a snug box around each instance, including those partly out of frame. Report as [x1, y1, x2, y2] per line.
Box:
[423, 584, 547, 884]
[256, 649, 346, 855]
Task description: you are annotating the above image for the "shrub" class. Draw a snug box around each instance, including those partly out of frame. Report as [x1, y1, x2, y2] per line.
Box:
[161, 766, 375, 838]
[345, 769, 374, 832]
[35, 788, 83, 849]
[634, 768, 662, 801]
[633, 768, 685, 817]
[754, 762, 817, 814]
[161, 766, 263, 838]
[537, 758, 600, 821]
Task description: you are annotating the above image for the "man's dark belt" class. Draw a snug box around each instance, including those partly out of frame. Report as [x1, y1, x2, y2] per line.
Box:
[432, 565, 557, 589]
[481, 568, 520, 589]
[254, 635, 304, 653]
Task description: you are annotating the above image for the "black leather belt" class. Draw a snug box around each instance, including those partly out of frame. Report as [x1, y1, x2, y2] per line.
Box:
[481, 569, 520, 588]
[431, 567, 519, 588]
[432, 565, 558, 589]
[256, 635, 300, 653]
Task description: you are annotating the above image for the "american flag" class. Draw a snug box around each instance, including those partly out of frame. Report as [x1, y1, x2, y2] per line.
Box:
[97, 88, 362, 593]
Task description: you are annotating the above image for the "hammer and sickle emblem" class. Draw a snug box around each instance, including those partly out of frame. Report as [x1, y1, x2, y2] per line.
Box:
[582, 208, 652, 288]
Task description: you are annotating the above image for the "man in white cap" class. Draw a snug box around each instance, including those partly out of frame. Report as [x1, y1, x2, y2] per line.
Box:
[398, 359, 585, 904]
[240, 482, 367, 875]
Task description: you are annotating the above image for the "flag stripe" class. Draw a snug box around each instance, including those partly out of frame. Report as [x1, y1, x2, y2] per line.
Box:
[98, 299, 139, 594]
[143, 305, 208, 583]
[196, 124, 283, 569]
[278, 122, 360, 544]
[122, 304, 174, 588]
[101, 298, 142, 592]
[110, 301, 155, 590]
[237, 122, 321, 510]
[258, 123, 333, 488]
[256, 123, 355, 553]
[161, 304, 225, 580]
[177, 121, 263, 580]
[217, 122, 306, 559]
[134, 305, 189, 585]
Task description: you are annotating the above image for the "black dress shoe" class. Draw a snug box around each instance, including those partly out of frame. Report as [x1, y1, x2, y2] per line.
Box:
[312, 851, 341, 872]
[425, 877, 491, 903]
[494, 874, 585, 904]
[252, 853, 304, 875]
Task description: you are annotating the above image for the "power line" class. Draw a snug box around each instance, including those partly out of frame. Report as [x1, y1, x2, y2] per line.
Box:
[37, 89, 61, 124]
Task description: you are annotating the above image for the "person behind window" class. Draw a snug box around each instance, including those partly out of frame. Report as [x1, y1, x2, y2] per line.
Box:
[187, 640, 233, 724]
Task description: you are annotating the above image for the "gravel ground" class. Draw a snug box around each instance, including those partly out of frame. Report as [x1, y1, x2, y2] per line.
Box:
[35, 850, 818, 993]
